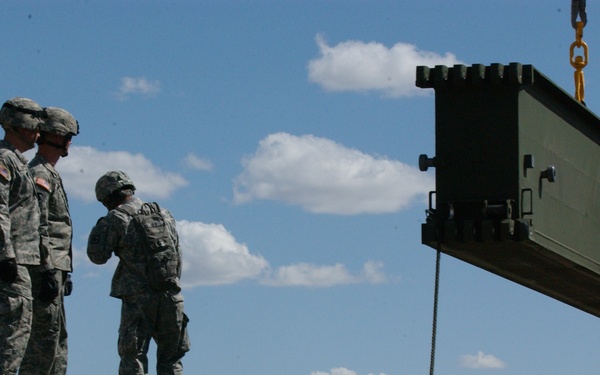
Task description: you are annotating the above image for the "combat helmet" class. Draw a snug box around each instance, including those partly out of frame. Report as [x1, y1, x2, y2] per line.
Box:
[95, 170, 136, 202]
[39, 107, 79, 137]
[0, 97, 45, 130]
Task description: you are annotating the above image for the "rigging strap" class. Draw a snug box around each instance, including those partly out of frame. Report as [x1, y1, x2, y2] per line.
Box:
[571, 0, 587, 28]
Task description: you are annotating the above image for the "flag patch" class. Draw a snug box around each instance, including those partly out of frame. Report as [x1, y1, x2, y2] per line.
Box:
[35, 177, 51, 191]
[0, 165, 10, 181]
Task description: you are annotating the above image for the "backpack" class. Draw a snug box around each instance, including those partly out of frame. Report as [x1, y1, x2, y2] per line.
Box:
[118, 202, 181, 292]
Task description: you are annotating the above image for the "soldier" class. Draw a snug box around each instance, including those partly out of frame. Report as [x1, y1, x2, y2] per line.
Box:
[20, 107, 79, 375]
[87, 171, 190, 375]
[0, 97, 54, 375]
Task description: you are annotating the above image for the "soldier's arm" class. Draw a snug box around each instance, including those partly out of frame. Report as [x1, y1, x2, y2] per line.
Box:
[87, 216, 112, 264]
[165, 209, 183, 277]
[0, 162, 14, 262]
[32, 172, 53, 271]
[87, 214, 122, 265]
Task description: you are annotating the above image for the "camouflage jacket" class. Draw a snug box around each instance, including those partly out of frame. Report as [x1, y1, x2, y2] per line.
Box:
[87, 197, 180, 298]
[0, 140, 48, 265]
[29, 154, 73, 272]
[0, 140, 50, 298]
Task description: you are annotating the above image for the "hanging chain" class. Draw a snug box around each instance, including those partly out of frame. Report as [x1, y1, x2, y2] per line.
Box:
[570, 0, 588, 104]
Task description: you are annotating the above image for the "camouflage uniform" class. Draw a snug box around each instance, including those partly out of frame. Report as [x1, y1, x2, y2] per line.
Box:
[88, 191, 190, 375]
[0, 140, 49, 374]
[20, 154, 73, 375]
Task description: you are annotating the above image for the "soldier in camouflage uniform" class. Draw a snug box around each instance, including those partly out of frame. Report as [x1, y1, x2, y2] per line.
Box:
[0, 97, 54, 375]
[87, 171, 190, 375]
[20, 107, 79, 375]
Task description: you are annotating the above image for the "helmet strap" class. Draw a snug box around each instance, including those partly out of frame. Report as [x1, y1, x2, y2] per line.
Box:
[37, 133, 71, 157]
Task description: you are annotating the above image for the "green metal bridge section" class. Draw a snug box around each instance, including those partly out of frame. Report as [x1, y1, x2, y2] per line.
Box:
[417, 63, 600, 318]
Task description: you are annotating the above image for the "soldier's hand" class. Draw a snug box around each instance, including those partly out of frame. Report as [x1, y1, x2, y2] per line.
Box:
[0, 258, 17, 283]
[64, 273, 73, 296]
[39, 269, 60, 302]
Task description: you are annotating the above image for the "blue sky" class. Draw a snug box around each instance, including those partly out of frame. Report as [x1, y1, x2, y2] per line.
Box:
[3, 1, 600, 374]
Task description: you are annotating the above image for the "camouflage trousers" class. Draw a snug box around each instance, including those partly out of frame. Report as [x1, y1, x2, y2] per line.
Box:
[118, 290, 190, 375]
[0, 291, 33, 375]
[19, 269, 68, 375]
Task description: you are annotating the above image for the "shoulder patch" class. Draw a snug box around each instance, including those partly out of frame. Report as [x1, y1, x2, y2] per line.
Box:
[35, 177, 51, 191]
[0, 165, 10, 181]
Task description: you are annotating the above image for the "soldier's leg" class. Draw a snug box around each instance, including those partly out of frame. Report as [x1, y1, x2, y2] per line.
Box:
[0, 292, 32, 375]
[155, 292, 190, 375]
[20, 269, 63, 375]
[118, 296, 151, 375]
[51, 291, 68, 375]
[50, 271, 68, 375]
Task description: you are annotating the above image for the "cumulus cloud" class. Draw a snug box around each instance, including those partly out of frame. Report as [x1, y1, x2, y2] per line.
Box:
[261, 260, 389, 287]
[308, 34, 462, 97]
[177, 219, 391, 288]
[55, 145, 188, 202]
[184, 153, 214, 171]
[460, 351, 506, 369]
[177, 220, 269, 287]
[115, 76, 161, 100]
[233, 133, 433, 215]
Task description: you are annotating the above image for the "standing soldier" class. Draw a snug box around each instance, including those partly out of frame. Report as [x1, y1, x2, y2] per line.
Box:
[0, 97, 54, 375]
[20, 107, 79, 375]
[87, 170, 190, 375]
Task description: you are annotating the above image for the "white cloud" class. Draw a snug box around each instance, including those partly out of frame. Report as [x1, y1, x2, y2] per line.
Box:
[460, 351, 506, 369]
[233, 133, 434, 215]
[54, 145, 188, 202]
[311, 368, 386, 375]
[177, 220, 269, 287]
[308, 34, 462, 97]
[361, 260, 390, 284]
[115, 76, 161, 100]
[172, 219, 392, 288]
[311, 369, 356, 375]
[184, 153, 214, 171]
[261, 260, 389, 287]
